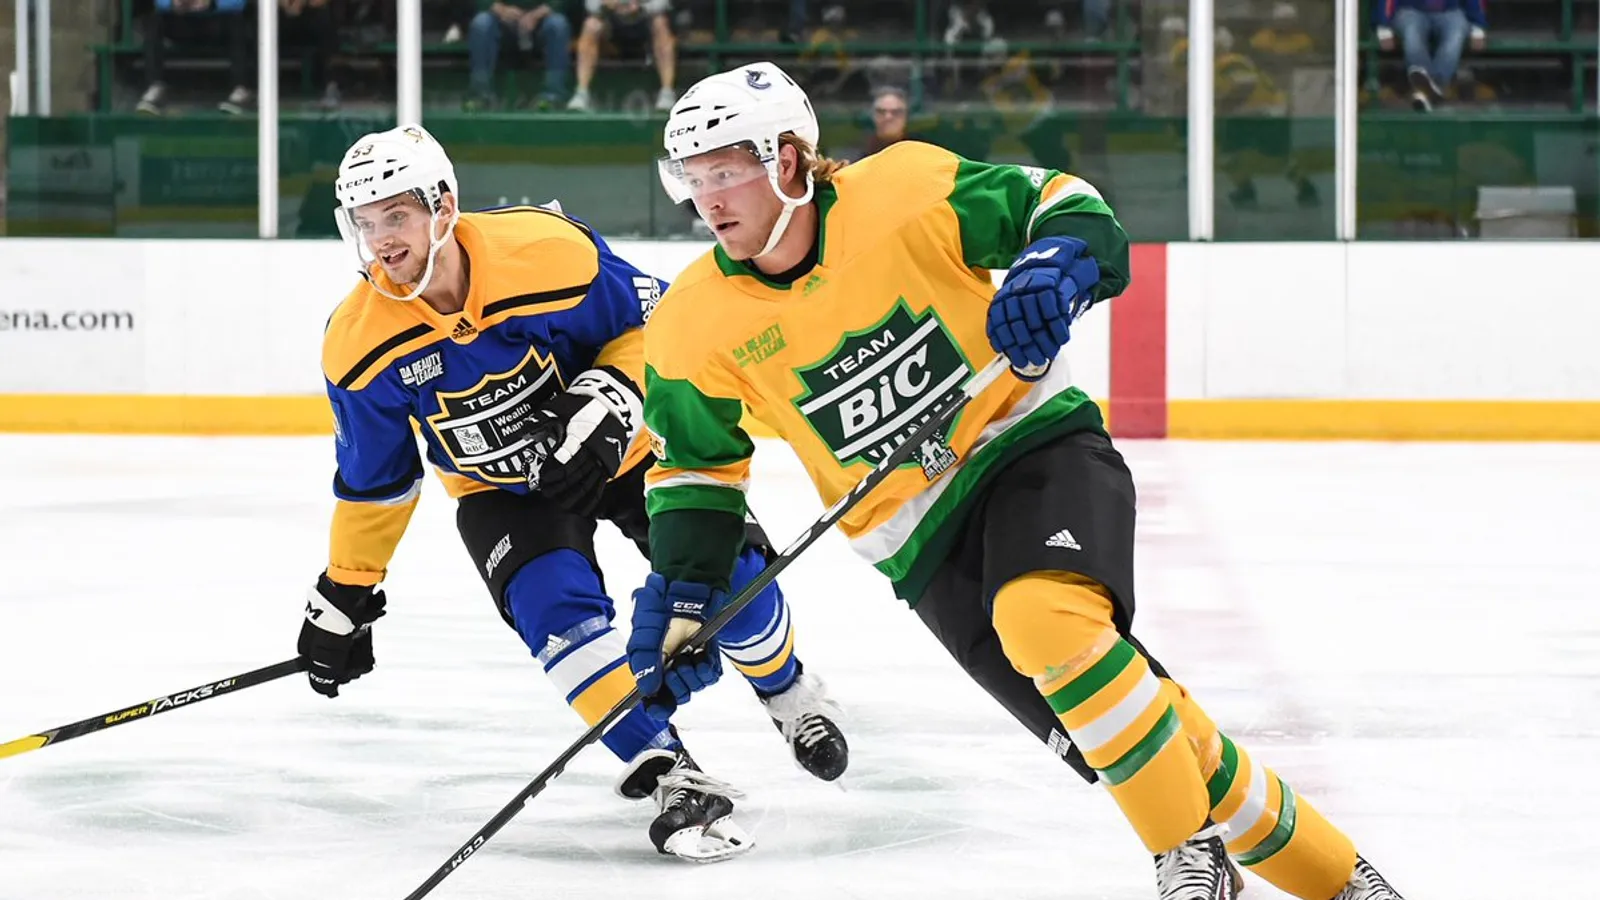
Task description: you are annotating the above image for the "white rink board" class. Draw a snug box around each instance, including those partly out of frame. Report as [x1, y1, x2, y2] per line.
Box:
[0, 238, 1111, 401]
[7, 238, 1600, 404]
[1162, 241, 1600, 401]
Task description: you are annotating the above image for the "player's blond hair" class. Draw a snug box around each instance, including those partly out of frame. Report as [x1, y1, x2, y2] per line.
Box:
[780, 133, 848, 186]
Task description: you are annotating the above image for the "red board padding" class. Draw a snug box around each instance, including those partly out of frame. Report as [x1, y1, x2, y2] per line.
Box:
[1109, 243, 1168, 439]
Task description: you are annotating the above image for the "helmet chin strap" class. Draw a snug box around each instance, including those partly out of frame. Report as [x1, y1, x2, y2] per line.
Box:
[752, 168, 815, 261]
[361, 209, 459, 302]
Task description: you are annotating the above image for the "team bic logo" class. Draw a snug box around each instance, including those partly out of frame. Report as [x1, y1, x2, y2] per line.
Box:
[424, 346, 561, 484]
[791, 299, 969, 476]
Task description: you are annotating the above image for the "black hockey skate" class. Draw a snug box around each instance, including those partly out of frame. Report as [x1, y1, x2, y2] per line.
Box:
[1154, 823, 1242, 900]
[615, 747, 751, 862]
[1331, 856, 1405, 900]
[759, 671, 849, 781]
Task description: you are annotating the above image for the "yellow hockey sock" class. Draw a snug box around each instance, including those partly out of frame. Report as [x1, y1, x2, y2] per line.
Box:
[992, 572, 1210, 852]
[1205, 731, 1357, 900]
[1163, 678, 1358, 898]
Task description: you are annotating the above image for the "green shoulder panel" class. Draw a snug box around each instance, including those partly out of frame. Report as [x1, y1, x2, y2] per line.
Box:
[1032, 211, 1132, 302]
[947, 159, 1128, 301]
[643, 363, 755, 472]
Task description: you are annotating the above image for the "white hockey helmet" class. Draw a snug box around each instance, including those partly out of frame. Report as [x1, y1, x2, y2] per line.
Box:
[658, 61, 820, 259]
[334, 124, 460, 301]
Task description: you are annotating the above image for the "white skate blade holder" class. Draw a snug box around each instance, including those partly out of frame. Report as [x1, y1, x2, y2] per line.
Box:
[661, 815, 755, 863]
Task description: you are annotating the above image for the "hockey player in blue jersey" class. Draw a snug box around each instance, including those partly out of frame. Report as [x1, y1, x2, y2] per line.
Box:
[296, 124, 848, 862]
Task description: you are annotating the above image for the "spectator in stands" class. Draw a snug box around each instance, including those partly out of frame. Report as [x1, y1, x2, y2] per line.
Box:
[568, 0, 676, 112]
[799, 4, 858, 101]
[137, 0, 252, 115]
[1374, 0, 1487, 112]
[943, 2, 993, 48]
[862, 86, 910, 156]
[782, 0, 811, 44]
[1251, 2, 1315, 58]
[167, 0, 340, 115]
[267, 0, 343, 113]
[1247, 2, 1319, 207]
[1082, 0, 1109, 40]
[465, 0, 574, 110]
[442, 0, 472, 42]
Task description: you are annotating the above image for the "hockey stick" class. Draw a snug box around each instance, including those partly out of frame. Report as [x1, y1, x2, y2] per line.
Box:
[0, 657, 306, 760]
[400, 354, 1015, 900]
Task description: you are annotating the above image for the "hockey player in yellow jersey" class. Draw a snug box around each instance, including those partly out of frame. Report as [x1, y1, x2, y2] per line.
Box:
[298, 124, 849, 862]
[624, 63, 1407, 898]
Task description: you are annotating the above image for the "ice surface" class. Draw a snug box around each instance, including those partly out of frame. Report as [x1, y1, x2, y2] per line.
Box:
[2, 435, 1597, 899]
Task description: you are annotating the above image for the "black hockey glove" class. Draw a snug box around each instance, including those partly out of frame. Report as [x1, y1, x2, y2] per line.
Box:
[298, 573, 387, 698]
[523, 366, 642, 517]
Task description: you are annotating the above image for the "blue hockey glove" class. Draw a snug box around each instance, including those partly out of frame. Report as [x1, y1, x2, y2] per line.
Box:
[626, 573, 724, 719]
[986, 236, 1100, 380]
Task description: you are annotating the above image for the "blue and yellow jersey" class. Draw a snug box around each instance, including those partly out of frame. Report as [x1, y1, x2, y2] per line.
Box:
[320, 206, 664, 586]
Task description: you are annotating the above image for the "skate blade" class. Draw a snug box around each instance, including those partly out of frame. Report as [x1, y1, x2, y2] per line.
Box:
[660, 816, 754, 863]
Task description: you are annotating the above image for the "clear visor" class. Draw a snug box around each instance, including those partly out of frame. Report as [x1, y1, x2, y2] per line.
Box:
[657, 142, 774, 205]
[332, 190, 455, 301]
[334, 190, 431, 258]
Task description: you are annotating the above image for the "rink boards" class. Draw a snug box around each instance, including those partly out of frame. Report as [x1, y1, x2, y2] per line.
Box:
[0, 239, 1596, 440]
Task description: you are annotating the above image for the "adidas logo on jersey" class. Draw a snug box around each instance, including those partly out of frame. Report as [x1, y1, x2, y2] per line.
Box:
[634, 275, 662, 324]
[451, 317, 478, 342]
[1045, 528, 1081, 550]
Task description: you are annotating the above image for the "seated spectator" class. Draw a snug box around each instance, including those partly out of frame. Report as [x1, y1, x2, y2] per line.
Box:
[137, 0, 251, 115]
[862, 86, 909, 156]
[1374, 0, 1487, 112]
[141, 0, 340, 115]
[466, 1, 574, 110]
[798, 4, 857, 100]
[782, 0, 810, 44]
[442, 0, 472, 42]
[269, 0, 342, 114]
[1251, 2, 1315, 57]
[1082, 0, 1108, 41]
[943, 2, 993, 47]
[568, 0, 676, 112]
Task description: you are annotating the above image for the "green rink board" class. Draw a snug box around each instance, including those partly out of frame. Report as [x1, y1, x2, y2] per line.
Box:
[5, 111, 1596, 240]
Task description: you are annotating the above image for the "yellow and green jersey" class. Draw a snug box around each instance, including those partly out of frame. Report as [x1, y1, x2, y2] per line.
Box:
[642, 140, 1130, 603]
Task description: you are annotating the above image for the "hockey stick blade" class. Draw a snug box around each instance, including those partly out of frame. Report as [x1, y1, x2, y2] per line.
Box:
[0, 658, 306, 760]
[399, 355, 1013, 900]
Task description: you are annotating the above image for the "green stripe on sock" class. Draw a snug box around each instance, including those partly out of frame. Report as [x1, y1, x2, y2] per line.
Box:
[1045, 639, 1137, 715]
[1206, 735, 1240, 809]
[1235, 776, 1299, 867]
[1099, 704, 1181, 786]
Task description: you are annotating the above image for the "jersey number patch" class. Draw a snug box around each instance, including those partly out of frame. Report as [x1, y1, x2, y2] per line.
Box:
[791, 298, 971, 473]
